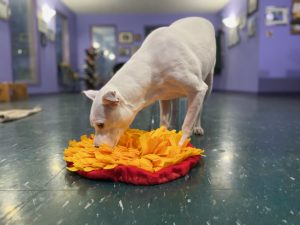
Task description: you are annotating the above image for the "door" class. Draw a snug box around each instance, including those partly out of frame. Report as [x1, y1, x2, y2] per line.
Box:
[91, 26, 117, 85]
[55, 12, 70, 86]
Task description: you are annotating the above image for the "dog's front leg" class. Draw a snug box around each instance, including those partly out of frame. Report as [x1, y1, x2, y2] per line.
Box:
[159, 100, 172, 128]
[179, 85, 208, 146]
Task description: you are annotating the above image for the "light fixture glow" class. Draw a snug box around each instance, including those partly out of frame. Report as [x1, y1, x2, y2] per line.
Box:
[108, 53, 116, 61]
[92, 42, 100, 49]
[41, 4, 56, 23]
[266, 13, 274, 21]
[103, 50, 109, 57]
[222, 15, 239, 28]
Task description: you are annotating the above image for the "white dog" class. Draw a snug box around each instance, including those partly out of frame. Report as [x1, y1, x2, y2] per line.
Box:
[84, 17, 216, 147]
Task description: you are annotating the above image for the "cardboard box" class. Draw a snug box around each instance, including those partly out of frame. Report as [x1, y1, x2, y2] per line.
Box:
[0, 83, 28, 102]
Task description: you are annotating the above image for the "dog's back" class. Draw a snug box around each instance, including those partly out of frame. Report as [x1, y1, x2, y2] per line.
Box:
[135, 17, 216, 82]
[170, 17, 216, 76]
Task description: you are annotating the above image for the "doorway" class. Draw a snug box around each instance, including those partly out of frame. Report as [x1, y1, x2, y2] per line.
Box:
[9, 0, 38, 84]
[55, 12, 70, 86]
[90, 26, 117, 85]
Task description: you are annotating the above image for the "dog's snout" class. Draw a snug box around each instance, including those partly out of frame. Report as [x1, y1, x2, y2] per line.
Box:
[94, 139, 100, 148]
[93, 132, 118, 148]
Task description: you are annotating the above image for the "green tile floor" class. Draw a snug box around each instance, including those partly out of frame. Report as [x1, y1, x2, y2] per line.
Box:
[0, 93, 299, 225]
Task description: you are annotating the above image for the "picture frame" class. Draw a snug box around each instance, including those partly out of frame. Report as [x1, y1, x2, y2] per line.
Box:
[118, 32, 133, 44]
[226, 28, 240, 48]
[118, 47, 131, 57]
[134, 33, 142, 42]
[265, 6, 289, 26]
[247, 0, 258, 16]
[291, 0, 300, 34]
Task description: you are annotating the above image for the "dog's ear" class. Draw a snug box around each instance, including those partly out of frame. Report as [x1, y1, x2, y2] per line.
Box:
[83, 90, 98, 101]
[102, 91, 119, 105]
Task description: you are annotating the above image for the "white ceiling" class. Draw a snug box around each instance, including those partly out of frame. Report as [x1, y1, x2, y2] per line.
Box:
[62, 0, 230, 14]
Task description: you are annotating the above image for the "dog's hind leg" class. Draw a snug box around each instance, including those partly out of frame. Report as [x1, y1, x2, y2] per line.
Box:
[193, 68, 214, 135]
[179, 81, 208, 146]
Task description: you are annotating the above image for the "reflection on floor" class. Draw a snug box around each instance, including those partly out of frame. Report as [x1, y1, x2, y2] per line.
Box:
[0, 92, 300, 225]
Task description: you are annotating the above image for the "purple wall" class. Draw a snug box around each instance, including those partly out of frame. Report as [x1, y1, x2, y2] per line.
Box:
[258, 0, 300, 93]
[0, 19, 12, 82]
[76, 13, 219, 75]
[0, 0, 77, 94]
[29, 0, 77, 94]
[213, 0, 300, 93]
[2, 1, 299, 94]
[213, 0, 260, 93]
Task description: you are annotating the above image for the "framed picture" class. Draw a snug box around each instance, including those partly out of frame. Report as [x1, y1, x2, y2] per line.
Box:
[119, 47, 131, 57]
[226, 28, 240, 48]
[247, 16, 257, 37]
[134, 34, 142, 42]
[118, 32, 133, 44]
[248, 0, 258, 16]
[265, 6, 289, 26]
[291, 0, 300, 34]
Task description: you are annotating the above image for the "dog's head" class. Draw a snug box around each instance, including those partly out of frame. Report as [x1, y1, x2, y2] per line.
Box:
[83, 89, 134, 147]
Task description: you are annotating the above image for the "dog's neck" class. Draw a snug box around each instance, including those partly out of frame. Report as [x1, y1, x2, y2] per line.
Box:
[108, 58, 156, 114]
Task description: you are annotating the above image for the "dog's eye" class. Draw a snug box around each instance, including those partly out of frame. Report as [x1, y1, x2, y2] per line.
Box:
[96, 123, 104, 129]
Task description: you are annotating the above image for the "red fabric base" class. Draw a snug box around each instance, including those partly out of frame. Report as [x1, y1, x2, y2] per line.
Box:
[66, 144, 202, 185]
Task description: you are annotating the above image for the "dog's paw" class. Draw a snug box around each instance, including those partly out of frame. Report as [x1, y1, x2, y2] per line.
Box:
[193, 126, 204, 135]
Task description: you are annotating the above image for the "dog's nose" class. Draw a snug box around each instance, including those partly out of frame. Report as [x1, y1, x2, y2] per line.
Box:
[94, 140, 99, 148]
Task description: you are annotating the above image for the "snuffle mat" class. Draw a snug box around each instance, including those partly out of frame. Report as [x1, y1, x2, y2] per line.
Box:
[64, 127, 204, 185]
